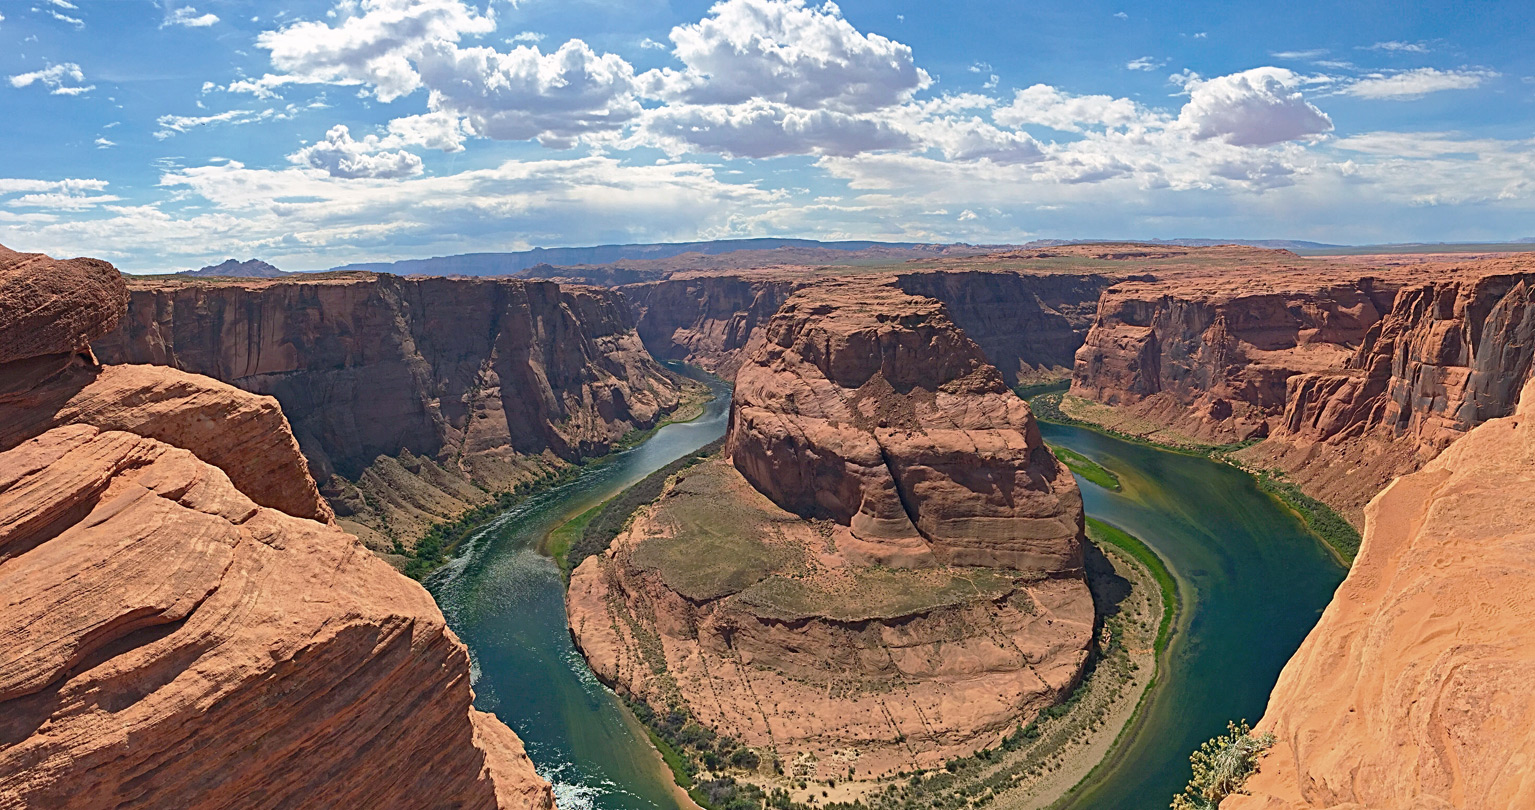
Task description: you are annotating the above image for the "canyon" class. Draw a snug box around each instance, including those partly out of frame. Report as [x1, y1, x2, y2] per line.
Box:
[93, 272, 692, 552]
[0, 245, 552, 809]
[9, 237, 1535, 809]
[567, 278, 1092, 782]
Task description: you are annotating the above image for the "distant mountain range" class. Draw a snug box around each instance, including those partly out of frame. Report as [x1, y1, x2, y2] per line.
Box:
[326, 238, 978, 276]
[1020, 237, 1345, 251]
[180, 258, 289, 278]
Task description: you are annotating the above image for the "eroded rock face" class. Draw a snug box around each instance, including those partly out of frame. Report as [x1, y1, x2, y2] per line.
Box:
[625, 276, 795, 378]
[1224, 377, 1535, 810]
[0, 246, 552, 809]
[94, 273, 687, 548]
[569, 278, 1091, 780]
[1071, 277, 1400, 444]
[893, 270, 1115, 385]
[730, 280, 1083, 570]
[0, 245, 126, 365]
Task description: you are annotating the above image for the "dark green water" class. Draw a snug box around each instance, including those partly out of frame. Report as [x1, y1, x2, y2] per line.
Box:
[426, 391, 1343, 810]
[426, 376, 731, 810]
[1040, 422, 1346, 810]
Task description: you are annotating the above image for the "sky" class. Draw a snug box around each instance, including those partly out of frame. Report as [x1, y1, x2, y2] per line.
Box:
[1, 0, 1532, 272]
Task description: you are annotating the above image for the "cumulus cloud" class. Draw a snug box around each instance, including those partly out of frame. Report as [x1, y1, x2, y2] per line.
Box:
[1125, 57, 1165, 71]
[1177, 67, 1332, 146]
[643, 0, 929, 112]
[995, 85, 1150, 132]
[162, 5, 219, 29]
[256, 0, 495, 101]
[9, 62, 94, 95]
[640, 101, 914, 159]
[383, 111, 468, 152]
[290, 124, 424, 178]
[416, 39, 641, 147]
[1344, 67, 1496, 99]
[0, 177, 117, 210]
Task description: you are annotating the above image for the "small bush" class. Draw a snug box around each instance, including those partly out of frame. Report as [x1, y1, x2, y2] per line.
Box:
[1171, 720, 1276, 810]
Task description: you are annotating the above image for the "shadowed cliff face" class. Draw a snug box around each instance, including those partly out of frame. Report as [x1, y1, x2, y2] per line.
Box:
[568, 278, 1091, 780]
[624, 276, 796, 378]
[1070, 278, 1401, 444]
[0, 246, 552, 809]
[94, 272, 688, 549]
[1224, 377, 1535, 810]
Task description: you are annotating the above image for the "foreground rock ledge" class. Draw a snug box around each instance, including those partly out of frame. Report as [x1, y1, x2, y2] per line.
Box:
[0, 245, 552, 809]
[569, 279, 1092, 781]
[1225, 376, 1535, 810]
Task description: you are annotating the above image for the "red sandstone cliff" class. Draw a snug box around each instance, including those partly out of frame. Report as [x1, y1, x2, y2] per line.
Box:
[1243, 265, 1535, 519]
[568, 279, 1091, 781]
[94, 273, 689, 550]
[1223, 375, 1535, 810]
[624, 276, 795, 378]
[0, 246, 552, 809]
[1070, 274, 1401, 445]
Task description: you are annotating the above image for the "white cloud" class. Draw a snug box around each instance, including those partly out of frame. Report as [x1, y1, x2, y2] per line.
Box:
[0, 177, 117, 210]
[383, 111, 467, 152]
[1367, 40, 1428, 53]
[1177, 67, 1332, 146]
[290, 124, 424, 178]
[642, 0, 930, 113]
[94, 137, 115, 148]
[47, 0, 77, 8]
[995, 84, 1149, 132]
[255, 0, 495, 101]
[639, 101, 914, 159]
[44, 7, 85, 29]
[416, 39, 642, 147]
[9, 62, 94, 95]
[163, 5, 219, 28]
[507, 32, 543, 44]
[1344, 68, 1496, 100]
[1271, 49, 1327, 60]
[1126, 57, 1164, 71]
[155, 109, 272, 139]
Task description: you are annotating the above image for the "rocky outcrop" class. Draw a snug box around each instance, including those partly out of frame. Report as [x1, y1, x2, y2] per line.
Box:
[0, 245, 552, 809]
[1241, 269, 1535, 519]
[1224, 376, 1535, 810]
[624, 276, 795, 378]
[730, 279, 1085, 570]
[94, 273, 688, 549]
[894, 270, 1115, 385]
[1071, 276, 1401, 445]
[569, 279, 1091, 780]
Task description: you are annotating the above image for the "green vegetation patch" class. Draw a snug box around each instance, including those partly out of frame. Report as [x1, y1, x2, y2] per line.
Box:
[1086, 518, 1178, 655]
[1171, 720, 1275, 810]
[1253, 471, 1361, 563]
[1053, 446, 1122, 491]
[630, 461, 806, 601]
[560, 438, 724, 576]
[736, 567, 1016, 622]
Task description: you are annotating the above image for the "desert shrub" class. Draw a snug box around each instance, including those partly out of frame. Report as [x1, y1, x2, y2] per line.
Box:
[1171, 720, 1276, 810]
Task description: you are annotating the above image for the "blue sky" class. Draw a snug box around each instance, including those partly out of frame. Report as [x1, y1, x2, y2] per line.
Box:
[1, 0, 1532, 272]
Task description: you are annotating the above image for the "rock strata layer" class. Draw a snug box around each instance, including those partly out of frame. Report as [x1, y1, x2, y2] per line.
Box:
[1225, 376, 1535, 810]
[569, 279, 1091, 780]
[95, 273, 688, 550]
[0, 246, 552, 809]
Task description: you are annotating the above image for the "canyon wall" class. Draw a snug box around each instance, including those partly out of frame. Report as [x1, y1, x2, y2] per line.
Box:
[1243, 268, 1535, 519]
[95, 273, 688, 549]
[894, 270, 1115, 385]
[1224, 375, 1535, 810]
[568, 279, 1091, 780]
[0, 245, 552, 809]
[623, 276, 795, 378]
[1070, 276, 1401, 445]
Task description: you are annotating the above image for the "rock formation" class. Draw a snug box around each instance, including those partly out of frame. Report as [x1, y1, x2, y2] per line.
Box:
[568, 279, 1091, 780]
[625, 276, 795, 378]
[1243, 265, 1535, 519]
[1070, 275, 1401, 445]
[1224, 375, 1535, 810]
[0, 245, 552, 809]
[180, 258, 288, 278]
[94, 272, 689, 550]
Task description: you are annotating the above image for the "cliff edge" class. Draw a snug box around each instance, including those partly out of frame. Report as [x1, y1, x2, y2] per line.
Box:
[0, 245, 552, 809]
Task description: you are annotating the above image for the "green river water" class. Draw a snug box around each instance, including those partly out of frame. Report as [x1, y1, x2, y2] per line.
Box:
[427, 387, 1346, 810]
